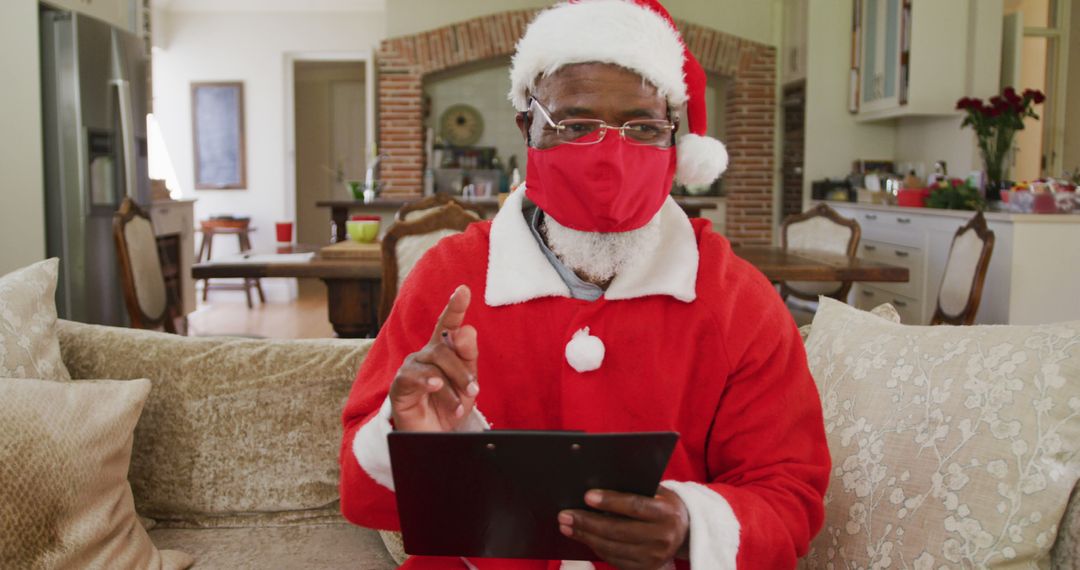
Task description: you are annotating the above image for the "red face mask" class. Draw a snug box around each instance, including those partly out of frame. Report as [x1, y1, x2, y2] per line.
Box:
[525, 134, 676, 233]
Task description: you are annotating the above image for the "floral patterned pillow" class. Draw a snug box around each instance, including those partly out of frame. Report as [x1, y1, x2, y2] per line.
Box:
[801, 297, 1080, 569]
[0, 259, 70, 380]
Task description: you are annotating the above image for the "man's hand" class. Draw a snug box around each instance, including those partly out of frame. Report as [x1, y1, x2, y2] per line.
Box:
[559, 487, 690, 570]
[389, 285, 480, 432]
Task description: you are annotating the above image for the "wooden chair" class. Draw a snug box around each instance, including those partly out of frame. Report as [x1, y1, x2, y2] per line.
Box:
[113, 197, 180, 333]
[197, 218, 266, 309]
[931, 211, 995, 325]
[379, 202, 481, 324]
[396, 193, 486, 222]
[780, 203, 862, 302]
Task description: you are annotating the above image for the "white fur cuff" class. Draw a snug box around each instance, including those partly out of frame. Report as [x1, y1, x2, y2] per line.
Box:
[661, 480, 740, 570]
[353, 399, 397, 491]
[352, 397, 492, 492]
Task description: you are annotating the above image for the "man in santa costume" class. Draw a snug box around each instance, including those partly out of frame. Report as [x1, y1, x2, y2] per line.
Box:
[340, 1, 830, 568]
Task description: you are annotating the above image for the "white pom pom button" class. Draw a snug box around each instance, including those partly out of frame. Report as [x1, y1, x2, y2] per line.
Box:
[565, 327, 605, 373]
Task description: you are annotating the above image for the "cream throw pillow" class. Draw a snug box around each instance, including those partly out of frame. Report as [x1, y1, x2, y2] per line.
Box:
[0, 377, 192, 569]
[0, 259, 70, 380]
[802, 298, 1080, 569]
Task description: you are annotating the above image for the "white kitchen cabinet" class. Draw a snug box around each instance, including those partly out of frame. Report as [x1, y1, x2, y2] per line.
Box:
[150, 199, 196, 317]
[853, 0, 970, 121]
[782, 0, 808, 85]
[824, 201, 1080, 325]
[42, 0, 137, 34]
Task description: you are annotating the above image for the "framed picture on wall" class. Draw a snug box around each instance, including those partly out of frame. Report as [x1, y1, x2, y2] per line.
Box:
[191, 81, 246, 189]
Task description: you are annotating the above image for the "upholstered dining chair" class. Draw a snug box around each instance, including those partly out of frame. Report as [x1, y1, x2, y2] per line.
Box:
[379, 201, 482, 324]
[113, 197, 180, 333]
[780, 203, 862, 302]
[931, 211, 995, 325]
[396, 192, 486, 222]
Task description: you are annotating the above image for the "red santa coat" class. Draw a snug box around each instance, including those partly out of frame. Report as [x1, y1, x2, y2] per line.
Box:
[340, 188, 830, 569]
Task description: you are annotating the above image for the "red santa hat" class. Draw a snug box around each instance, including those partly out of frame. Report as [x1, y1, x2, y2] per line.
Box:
[509, 0, 729, 187]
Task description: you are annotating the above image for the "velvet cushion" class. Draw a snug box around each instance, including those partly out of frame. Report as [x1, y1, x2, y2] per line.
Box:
[148, 524, 394, 569]
[0, 377, 191, 569]
[56, 320, 372, 526]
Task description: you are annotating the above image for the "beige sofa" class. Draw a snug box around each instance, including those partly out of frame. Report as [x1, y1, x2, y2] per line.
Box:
[56, 320, 396, 569]
[54, 301, 1079, 569]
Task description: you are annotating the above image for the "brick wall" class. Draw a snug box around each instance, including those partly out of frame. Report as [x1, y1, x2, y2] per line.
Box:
[376, 11, 776, 244]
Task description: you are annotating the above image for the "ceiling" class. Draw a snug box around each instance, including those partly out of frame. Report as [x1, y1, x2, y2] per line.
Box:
[158, 0, 385, 13]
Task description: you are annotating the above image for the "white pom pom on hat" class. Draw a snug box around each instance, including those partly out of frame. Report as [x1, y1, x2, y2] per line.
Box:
[565, 327, 605, 373]
[509, 0, 728, 186]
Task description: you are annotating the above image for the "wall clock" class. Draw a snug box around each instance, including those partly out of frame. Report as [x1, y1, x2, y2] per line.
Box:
[439, 104, 484, 147]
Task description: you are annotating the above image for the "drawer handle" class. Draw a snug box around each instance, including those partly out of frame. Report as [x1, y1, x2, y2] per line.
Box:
[864, 244, 877, 251]
[865, 214, 878, 220]
[892, 299, 908, 308]
[894, 250, 909, 258]
[897, 217, 912, 224]
[862, 290, 875, 297]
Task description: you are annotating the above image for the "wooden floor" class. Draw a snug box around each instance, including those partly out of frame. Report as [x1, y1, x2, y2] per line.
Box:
[187, 288, 336, 339]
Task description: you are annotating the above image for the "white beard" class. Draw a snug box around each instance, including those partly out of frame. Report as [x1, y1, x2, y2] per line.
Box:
[540, 212, 662, 284]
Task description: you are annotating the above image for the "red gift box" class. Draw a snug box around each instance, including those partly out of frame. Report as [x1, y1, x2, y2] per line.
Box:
[897, 187, 930, 208]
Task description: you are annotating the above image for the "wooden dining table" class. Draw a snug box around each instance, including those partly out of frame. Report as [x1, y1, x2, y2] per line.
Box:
[732, 246, 910, 283]
[193, 243, 908, 339]
[316, 196, 719, 243]
[191, 244, 383, 338]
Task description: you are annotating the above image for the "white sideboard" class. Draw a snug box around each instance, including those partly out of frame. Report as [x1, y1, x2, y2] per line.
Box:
[820, 202, 1080, 325]
[149, 199, 196, 317]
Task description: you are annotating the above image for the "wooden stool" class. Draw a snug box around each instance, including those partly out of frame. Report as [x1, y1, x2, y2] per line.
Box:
[197, 219, 266, 308]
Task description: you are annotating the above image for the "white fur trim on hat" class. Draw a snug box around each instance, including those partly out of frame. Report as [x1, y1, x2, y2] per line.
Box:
[509, 0, 687, 111]
[565, 327, 605, 373]
[677, 133, 729, 186]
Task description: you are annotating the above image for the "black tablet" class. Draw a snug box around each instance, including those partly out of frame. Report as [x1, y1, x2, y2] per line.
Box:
[388, 430, 679, 560]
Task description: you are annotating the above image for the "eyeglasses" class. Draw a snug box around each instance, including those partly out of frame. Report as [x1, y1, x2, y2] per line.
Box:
[528, 98, 676, 148]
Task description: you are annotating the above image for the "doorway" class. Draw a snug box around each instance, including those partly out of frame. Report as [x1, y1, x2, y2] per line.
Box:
[781, 82, 806, 221]
[293, 60, 366, 295]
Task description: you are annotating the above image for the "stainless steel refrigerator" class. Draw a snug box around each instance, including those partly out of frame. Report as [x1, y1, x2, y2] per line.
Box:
[40, 8, 149, 326]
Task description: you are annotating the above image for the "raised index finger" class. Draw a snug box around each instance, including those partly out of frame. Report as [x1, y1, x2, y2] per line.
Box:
[431, 285, 471, 341]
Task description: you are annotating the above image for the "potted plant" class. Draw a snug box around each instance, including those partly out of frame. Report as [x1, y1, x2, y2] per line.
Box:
[956, 87, 1045, 202]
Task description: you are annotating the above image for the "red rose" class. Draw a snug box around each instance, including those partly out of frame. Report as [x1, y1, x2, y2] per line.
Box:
[1003, 87, 1020, 103]
[1023, 89, 1047, 104]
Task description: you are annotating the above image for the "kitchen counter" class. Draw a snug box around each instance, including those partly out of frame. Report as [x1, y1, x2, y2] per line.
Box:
[816, 200, 1080, 224]
[816, 201, 1080, 326]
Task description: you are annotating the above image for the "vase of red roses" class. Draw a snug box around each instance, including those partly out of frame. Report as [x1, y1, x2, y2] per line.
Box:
[956, 87, 1045, 202]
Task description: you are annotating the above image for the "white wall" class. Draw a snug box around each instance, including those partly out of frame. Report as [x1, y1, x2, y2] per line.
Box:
[387, 0, 779, 46]
[152, 10, 385, 256]
[804, 0, 896, 196]
[1064, 0, 1080, 172]
[0, 0, 47, 275]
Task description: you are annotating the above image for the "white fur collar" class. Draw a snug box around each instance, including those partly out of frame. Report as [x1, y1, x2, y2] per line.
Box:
[484, 186, 699, 307]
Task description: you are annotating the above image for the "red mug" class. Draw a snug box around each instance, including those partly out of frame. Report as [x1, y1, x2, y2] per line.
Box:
[275, 222, 294, 243]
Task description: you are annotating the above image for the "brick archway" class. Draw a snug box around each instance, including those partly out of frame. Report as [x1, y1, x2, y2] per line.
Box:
[376, 10, 775, 245]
